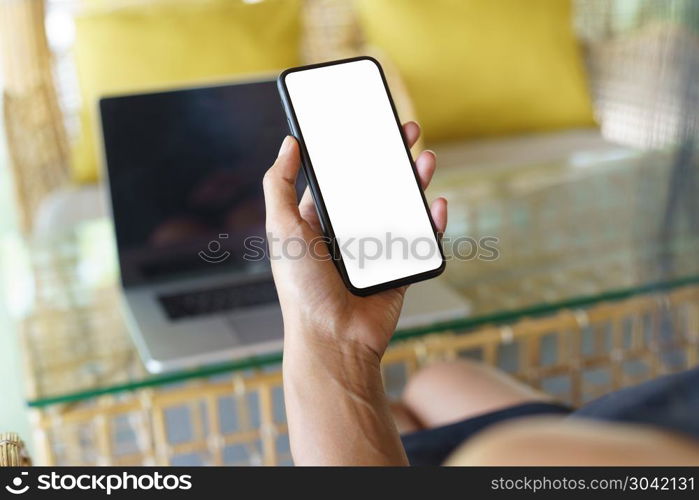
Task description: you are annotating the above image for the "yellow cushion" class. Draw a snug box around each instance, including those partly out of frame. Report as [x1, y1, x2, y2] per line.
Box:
[355, 0, 595, 143]
[72, 0, 302, 183]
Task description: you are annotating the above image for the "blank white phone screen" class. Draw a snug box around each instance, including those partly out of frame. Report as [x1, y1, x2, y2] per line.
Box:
[284, 59, 442, 290]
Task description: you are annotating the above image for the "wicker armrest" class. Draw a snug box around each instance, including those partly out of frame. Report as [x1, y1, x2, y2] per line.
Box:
[0, 433, 31, 467]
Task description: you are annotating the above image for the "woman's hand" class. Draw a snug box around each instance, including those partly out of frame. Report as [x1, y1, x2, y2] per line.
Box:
[263, 122, 447, 361]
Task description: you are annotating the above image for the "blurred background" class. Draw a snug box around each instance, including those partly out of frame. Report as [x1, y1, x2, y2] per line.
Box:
[1, 0, 698, 465]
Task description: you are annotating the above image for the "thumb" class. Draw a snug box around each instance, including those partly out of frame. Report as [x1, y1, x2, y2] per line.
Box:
[263, 136, 302, 228]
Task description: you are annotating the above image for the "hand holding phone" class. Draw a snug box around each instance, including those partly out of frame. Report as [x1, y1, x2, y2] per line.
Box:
[263, 125, 446, 359]
[277, 57, 446, 296]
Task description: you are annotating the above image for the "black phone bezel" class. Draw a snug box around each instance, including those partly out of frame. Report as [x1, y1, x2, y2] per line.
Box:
[277, 56, 446, 297]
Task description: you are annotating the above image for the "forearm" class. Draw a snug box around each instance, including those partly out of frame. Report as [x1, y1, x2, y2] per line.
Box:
[283, 335, 408, 466]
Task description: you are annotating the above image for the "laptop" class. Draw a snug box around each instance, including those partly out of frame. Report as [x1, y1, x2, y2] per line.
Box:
[100, 78, 470, 373]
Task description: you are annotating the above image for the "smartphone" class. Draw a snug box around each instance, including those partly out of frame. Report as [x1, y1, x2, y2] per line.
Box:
[277, 56, 445, 296]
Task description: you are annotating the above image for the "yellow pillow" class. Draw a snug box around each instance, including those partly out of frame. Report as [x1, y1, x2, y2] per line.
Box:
[355, 0, 595, 143]
[72, 0, 302, 183]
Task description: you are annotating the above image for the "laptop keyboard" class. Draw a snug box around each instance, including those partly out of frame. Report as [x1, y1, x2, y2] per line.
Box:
[159, 281, 278, 320]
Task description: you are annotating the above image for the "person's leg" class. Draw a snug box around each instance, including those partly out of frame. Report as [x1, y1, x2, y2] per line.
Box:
[389, 401, 422, 434]
[400, 360, 557, 429]
[447, 417, 699, 465]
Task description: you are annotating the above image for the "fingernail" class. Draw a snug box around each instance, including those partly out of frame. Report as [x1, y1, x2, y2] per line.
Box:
[278, 136, 293, 157]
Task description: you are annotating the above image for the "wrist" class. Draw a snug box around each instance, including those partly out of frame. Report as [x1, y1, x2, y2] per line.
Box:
[283, 325, 382, 369]
[283, 328, 385, 399]
[281, 325, 406, 465]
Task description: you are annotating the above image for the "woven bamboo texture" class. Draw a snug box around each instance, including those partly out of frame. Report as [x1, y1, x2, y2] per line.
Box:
[0, 0, 70, 232]
[0, 433, 31, 467]
[27, 285, 699, 466]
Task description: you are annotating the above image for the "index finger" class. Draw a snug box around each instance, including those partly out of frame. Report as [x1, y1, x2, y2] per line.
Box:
[403, 121, 421, 149]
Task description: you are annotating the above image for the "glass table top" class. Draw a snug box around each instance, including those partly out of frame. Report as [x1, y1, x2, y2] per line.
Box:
[8, 143, 699, 408]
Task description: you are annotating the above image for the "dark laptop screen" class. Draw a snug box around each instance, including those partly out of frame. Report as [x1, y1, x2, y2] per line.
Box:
[100, 80, 289, 286]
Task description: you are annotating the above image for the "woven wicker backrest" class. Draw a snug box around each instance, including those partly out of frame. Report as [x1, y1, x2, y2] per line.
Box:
[0, 0, 70, 232]
[0, 432, 31, 467]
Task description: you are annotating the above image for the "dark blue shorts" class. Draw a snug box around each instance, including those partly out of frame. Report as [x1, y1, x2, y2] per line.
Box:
[401, 366, 699, 465]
